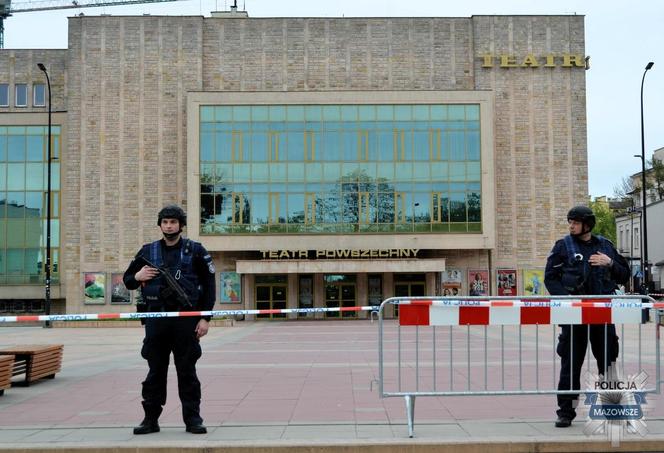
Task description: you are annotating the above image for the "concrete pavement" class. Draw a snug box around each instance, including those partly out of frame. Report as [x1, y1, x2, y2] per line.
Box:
[0, 320, 663, 452]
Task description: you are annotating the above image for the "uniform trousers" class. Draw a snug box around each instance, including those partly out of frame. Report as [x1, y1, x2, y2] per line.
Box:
[556, 324, 619, 419]
[140, 315, 203, 426]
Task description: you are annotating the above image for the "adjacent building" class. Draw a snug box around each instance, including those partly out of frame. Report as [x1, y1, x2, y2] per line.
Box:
[0, 12, 590, 318]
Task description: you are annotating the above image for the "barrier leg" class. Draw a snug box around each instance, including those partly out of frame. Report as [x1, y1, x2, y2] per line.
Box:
[405, 394, 416, 437]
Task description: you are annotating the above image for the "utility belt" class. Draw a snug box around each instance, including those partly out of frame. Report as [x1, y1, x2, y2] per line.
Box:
[139, 293, 197, 312]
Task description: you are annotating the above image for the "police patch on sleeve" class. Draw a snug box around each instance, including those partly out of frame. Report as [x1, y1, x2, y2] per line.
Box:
[203, 254, 216, 274]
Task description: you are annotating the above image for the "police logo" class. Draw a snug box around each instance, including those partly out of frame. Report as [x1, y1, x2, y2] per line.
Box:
[208, 263, 216, 274]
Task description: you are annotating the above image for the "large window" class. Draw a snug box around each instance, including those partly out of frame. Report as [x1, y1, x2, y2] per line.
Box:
[0, 126, 61, 284]
[200, 104, 482, 234]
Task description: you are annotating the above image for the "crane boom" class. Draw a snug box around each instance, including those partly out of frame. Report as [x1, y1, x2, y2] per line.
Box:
[0, 0, 180, 48]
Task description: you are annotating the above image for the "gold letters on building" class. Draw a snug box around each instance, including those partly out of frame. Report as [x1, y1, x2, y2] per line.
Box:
[260, 249, 420, 260]
[480, 54, 586, 69]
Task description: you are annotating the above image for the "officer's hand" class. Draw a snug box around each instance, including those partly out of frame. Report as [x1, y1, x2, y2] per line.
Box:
[135, 265, 159, 282]
[195, 319, 209, 339]
[589, 252, 613, 267]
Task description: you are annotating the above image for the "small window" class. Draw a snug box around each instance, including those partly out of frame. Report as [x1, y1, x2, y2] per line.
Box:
[15, 84, 28, 107]
[0, 84, 8, 107]
[33, 84, 46, 107]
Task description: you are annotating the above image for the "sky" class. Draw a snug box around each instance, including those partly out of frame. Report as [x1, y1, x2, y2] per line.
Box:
[4, 0, 663, 199]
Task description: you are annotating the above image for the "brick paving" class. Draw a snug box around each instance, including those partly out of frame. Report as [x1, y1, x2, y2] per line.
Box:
[0, 320, 662, 451]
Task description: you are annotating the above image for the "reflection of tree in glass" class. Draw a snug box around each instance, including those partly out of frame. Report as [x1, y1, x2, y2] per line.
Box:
[468, 192, 481, 222]
[316, 169, 395, 231]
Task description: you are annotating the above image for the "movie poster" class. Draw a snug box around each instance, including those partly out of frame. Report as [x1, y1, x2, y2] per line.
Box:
[523, 269, 545, 296]
[83, 272, 106, 304]
[110, 272, 131, 304]
[468, 269, 489, 296]
[220, 272, 242, 303]
[441, 269, 462, 296]
[497, 269, 517, 296]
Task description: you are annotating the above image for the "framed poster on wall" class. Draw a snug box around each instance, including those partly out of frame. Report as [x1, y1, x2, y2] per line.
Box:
[441, 269, 462, 296]
[220, 272, 241, 303]
[523, 269, 545, 295]
[497, 269, 517, 296]
[110, 272, 131, 304]
[83, 272, 106, 304]
[468, 269, 489, 296]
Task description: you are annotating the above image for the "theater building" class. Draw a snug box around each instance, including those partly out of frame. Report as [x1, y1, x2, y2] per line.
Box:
[0, 12, 588, 319]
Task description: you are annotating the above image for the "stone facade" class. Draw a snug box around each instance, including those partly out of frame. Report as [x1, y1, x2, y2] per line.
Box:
[0, 15, 588, 312]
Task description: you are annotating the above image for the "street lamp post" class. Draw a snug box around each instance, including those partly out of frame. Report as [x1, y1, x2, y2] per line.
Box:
[37, 63, 52, 327]
[639, 61, 654, 294]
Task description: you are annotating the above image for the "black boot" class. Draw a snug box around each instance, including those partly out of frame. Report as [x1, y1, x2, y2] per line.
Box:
[133, 418, 160, 435]
[186, 423, 207, 434]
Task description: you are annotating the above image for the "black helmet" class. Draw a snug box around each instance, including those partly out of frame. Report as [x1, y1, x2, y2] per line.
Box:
[567, 205, 595, 231]
[158, 204, 187, 226]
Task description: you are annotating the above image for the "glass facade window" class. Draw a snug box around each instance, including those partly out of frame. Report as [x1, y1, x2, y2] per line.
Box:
[33, 84, 46, 107]
[15, 84, 27, 107]
[200, 104, 482, 234]
[0, 126, 61, 284]
[0, 84, 8, 107]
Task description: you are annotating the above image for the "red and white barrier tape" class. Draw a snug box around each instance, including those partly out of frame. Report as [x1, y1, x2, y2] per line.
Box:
[398, 298, 659, 326]
[0, 305, 377, 324]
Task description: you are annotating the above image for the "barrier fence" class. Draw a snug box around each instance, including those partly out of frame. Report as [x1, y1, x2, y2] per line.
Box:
[377, 295, 663, 437]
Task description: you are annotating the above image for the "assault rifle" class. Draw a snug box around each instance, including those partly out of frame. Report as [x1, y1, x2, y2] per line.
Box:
[139, 256, 193, 309]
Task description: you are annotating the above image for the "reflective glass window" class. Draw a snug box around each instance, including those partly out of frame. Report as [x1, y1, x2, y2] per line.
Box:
[199, 103, 483, 234]
[0, 126, 61, 283]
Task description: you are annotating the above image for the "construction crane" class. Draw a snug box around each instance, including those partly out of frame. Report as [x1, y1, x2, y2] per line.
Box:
[0, 0, 180, 48]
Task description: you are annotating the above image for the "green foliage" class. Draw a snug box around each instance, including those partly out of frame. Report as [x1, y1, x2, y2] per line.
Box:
[649, 157, 664, 200]
[590, 200, 616, 243]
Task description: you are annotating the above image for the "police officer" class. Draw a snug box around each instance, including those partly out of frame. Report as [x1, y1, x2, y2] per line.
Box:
[545, 205, 629, 428]
[123, 204, 216, 435]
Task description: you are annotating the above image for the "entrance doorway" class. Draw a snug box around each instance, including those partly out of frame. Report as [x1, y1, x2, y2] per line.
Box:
[394, 273, 426, 316]
[255, 275, 287, 319]
[324, 274, 357, 318]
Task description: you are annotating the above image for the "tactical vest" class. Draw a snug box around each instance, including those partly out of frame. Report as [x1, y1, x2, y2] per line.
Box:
[561, 234, 615, 295]
[141, 239, 201, 307]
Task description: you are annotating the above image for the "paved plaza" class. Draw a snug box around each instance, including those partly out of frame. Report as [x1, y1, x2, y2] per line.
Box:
[0, 320, 663, 452]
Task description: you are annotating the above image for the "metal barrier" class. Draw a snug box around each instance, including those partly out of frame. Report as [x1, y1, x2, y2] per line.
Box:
[376, 295, 663, 437]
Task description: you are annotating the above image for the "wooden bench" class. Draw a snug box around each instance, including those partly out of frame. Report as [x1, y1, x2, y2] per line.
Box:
[0, 345, 64, 387]
[0, 355, 14, 395]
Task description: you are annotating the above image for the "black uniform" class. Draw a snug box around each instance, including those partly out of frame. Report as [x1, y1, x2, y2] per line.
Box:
[544, 234, 629, 420]
[124, 238, 216, 427]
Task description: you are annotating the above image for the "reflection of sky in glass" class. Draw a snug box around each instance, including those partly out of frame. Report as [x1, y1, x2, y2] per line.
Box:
[200, 104, 482, 233]
[0, 126, 62, 282]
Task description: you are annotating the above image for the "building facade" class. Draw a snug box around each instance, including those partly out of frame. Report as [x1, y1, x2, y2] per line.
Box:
[615, 147, 664, 292]
[0, 14, 589, 318]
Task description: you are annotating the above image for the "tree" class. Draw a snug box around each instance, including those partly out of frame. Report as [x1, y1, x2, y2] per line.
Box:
[590, 200, 616, 244]
[612, 176, 635, 200]
[648, 157, 664, 201]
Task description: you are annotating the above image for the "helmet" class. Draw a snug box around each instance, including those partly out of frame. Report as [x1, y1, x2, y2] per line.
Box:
[157, 204, 187, 226]
[567, 205, 595, 231]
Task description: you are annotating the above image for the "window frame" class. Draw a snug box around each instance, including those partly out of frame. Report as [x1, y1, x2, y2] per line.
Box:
[15, 84, 28, 107]
[33, 83, 46, 107]
[0, 84, 8, 107]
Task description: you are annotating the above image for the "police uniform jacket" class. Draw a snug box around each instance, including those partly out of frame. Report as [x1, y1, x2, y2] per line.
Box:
[544, 234, 629, 296]
[123, 238, 216, 320]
